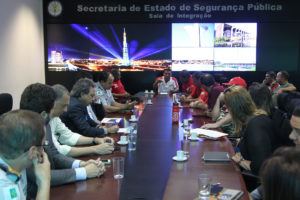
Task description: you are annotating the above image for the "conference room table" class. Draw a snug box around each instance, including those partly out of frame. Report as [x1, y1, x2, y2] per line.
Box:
[50, 94, 249, 200]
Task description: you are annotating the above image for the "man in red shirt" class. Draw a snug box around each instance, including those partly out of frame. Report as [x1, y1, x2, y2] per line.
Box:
[180, 72, 208, 109]
[198, 73, 224, 110]
[179, 70, 195, 95]
[110, 68, 131, 100]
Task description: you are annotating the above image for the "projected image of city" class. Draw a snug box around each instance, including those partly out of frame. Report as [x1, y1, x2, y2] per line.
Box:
[47, 24, 171, 71]
[171, 23, 257, 71]
[214, 23, 257, 71]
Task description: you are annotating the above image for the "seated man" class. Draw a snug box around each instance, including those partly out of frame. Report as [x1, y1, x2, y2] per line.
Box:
[153, 69, 179, 94]
[192, 73, 224, 110]
[111, 68, 131, 100]
[180, 72, 208, 109]
[272, 71, 296, 104]
[179, 70, 195, 95]
[61, 78, 119, 136]
[95, 71, 135, 113]
[262, 71, 279, 93]
[20, 83, 105, 198]
[0, 110, 50, 200]
[50, 84, 114, 157]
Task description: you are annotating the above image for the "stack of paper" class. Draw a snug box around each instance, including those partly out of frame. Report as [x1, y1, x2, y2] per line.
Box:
[191, 128, 228, 138]
[101, 118, 122, 124]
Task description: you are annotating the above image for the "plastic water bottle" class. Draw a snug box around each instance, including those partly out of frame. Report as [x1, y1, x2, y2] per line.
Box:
[172, 101, 179, 124]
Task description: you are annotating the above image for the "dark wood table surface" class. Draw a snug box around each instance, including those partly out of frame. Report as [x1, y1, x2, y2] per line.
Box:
[50, 94, 249, 200]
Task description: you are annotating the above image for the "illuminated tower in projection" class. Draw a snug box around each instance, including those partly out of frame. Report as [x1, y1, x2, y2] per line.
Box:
[122, 28, 130, 65]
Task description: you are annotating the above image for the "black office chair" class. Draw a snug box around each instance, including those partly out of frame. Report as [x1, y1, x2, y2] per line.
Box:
[0, 93, 13, 115]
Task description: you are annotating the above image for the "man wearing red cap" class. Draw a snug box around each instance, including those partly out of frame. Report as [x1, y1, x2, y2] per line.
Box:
[223, 77, 247, 88]
[201, 77, 247, 135]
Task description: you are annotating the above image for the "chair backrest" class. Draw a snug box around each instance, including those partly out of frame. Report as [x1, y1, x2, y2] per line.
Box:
[277, 91, 300, 119]
[0, 93, 13, 115]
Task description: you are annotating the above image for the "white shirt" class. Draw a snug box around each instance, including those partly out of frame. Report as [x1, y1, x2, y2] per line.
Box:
[156, 76, 179, 93]
[0, 158, 26, 200]
[49, 117, 81, 155]
[95, 82, 115, 106]
[86, 105, 98, 122]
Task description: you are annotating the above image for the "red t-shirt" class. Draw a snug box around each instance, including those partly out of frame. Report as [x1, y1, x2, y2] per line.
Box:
[182, 76, 195, 94]
[270, 84, 279, 93]
[111, 80, 126, 94]
[191, 87, 208, 104]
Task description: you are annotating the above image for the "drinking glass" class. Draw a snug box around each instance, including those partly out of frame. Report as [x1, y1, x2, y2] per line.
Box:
[112, 157, 125, 179]
[128, 134, 137, 151]
[181, 139, 190, 156]
[198, 174, 212, 198]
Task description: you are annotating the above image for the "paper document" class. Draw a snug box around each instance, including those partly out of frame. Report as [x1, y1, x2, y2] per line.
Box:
[191, 128, 228, 138]
[118, 128, 130, 133]
[101, 118, 122, 124]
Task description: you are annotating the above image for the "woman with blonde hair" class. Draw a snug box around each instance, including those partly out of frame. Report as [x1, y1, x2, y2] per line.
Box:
[225, 86, 279, 175]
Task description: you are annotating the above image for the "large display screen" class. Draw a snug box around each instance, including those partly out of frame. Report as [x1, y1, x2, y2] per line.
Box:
[47, 23, 257, 71]
[172, 23, 257, 71]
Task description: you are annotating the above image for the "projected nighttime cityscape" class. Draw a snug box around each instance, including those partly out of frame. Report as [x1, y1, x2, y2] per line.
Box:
[48, 23, 257, 72]
[48, 24, 171, 71]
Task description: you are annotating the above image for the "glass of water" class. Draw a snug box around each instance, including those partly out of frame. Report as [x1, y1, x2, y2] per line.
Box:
[198, 174, 212, 199]
[112, 157, 125, 179]
[128, 134, 137, 151]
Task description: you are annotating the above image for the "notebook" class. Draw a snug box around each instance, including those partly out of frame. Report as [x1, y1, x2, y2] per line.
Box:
[202, 152, 231, 162]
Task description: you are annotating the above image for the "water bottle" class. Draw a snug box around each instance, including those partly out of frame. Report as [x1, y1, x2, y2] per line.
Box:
[172, 101, 179, 124]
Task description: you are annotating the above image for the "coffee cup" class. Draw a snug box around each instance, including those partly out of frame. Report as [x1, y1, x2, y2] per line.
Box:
[130, 115, 136, 121]
[120, 136, 127, 143]
[176, 150, 184, 160]
[145, 90, 149, 93]
[183, 119, 189, 126]
[191, 131, 198, 139]
[147, 99, 152, 104]
[150, 90, 154, 93]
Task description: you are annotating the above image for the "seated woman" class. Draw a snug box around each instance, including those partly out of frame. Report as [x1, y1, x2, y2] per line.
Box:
[201, 77, 247, 135]
[260, 147, 300, 200]
[248, 82, 274, 116]
[226, 86, 279, 175]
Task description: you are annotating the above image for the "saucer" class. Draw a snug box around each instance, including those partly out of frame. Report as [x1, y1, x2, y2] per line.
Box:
[188, 136, 199, 141]
[117, 141, 128, 145]
[129, 119, 138, 122]
[146, 102, 153, 105]
[172, 156, 188, 162]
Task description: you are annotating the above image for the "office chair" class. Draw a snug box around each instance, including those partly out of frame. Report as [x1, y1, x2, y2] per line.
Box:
[0, 93, 13, 115]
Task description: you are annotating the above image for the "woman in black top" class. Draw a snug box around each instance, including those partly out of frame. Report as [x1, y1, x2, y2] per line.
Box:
[225, 86, 278, 175]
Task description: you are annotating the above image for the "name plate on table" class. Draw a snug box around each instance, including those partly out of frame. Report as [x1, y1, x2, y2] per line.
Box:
[202, 152, 231, 162]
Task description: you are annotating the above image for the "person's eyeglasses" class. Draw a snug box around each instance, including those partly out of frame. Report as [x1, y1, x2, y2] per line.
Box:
[224, 85, 236, 94]
[224, 87, 231, 94]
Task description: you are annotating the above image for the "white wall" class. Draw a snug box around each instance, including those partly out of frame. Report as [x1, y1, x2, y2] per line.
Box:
[0, 0, 44, 109]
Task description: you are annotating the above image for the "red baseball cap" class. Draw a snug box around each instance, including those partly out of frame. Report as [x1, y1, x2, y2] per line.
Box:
[223, 77, 247, 88]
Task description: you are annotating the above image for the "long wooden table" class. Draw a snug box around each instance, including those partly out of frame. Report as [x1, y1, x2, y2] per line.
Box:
[50, 94, 249, 200]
